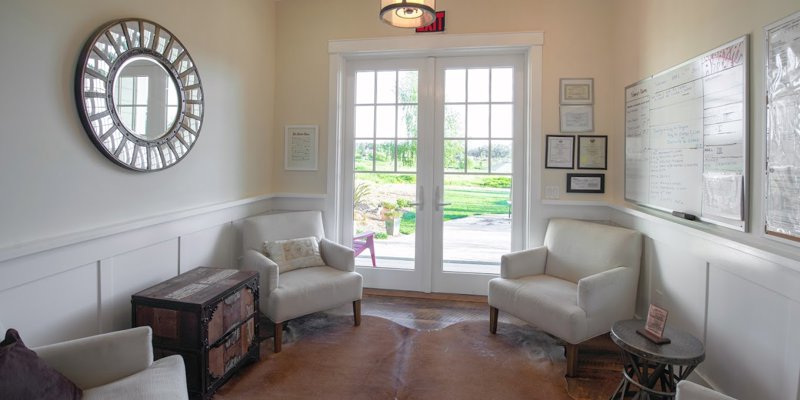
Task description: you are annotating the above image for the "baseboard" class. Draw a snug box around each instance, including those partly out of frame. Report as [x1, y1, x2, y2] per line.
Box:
[364, 288, 488, 303]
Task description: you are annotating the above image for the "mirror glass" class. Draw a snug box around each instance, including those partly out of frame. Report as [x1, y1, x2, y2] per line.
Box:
[113, 57, 179, 140]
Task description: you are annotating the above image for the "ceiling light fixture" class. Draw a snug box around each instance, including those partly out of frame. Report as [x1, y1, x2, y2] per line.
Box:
[380, 0, 436, 28]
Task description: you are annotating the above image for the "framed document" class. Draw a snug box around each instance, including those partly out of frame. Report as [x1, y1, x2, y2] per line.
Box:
[545, 135, 574, 169]
[560, 78, 593, 104]
[285, 125, 318, 171]
[578, 135, 607, 169]
[560, 105, 593, 133]
[566, 173, 604, 193]
[636, 304, 671, 344]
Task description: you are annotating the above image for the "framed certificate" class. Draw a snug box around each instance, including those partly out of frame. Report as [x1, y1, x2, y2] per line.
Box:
[560, 105, 593, 133]
[285, 125, 318, 171]
[560, 78, 593, 105]
[545, 135, 574, 169]
[577, 135, 607, 169]
[636, 304, 671, 344]
[566, 173, 604, 193]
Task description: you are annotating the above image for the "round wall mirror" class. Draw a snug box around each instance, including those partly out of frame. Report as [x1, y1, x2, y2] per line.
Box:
[75, 19, 204, 171]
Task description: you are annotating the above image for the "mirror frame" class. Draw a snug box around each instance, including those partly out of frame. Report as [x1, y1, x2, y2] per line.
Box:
[75, 18, 204, 172]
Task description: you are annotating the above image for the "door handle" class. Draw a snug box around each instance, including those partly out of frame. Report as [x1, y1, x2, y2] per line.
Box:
[409, 186, 424, 210]
[434, 186, 451, 211]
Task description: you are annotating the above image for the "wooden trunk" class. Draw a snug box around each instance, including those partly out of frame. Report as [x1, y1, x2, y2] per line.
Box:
[132, 267, 259, 400]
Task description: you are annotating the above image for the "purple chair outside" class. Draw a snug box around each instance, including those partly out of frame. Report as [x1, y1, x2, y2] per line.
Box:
[353, 231, 376, 267]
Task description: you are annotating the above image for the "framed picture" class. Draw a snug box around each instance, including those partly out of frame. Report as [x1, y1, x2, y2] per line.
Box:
[560, 105, 594, 133]
[545, 135, 574, 169]
[566, 173, 604, 193]
[636, 304, 671, 344]
[560, 78, 593, 105]
[577, 135, 607, 169]
[284, 125, 318, 171]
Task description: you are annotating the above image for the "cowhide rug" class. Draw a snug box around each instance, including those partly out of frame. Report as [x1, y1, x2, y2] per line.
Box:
[214, 313, 621, 400]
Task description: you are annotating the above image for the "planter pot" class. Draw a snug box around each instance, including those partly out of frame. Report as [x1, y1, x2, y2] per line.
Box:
[384, 218, 401, 236]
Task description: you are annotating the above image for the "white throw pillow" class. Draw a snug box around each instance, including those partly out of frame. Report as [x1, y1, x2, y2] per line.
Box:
[263, 237, 325, 273]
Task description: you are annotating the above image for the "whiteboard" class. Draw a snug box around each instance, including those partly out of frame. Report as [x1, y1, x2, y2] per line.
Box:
[624, 36, 748, 231]
[765, 12, 800, 243]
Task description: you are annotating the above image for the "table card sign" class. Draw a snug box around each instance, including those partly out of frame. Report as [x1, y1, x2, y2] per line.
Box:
[637, 304, 671, 344]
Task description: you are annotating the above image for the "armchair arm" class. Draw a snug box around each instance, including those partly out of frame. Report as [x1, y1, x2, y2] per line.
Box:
[500, 246, 548, 279]
[33, 326, 153, 390]
[242, 249, 279, 296]
[319, 238, 355, 272]
[577, 266, 635, 317]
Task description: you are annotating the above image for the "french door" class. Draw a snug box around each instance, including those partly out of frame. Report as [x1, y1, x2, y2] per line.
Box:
[340, 54, 525, 295]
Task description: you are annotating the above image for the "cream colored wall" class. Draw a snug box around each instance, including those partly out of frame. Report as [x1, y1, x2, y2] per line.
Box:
[273, 0, 615, 201]
[0, 0, 276, 248]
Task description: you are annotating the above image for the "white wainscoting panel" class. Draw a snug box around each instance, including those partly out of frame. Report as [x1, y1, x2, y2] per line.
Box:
[611, 205, 800, 399]
[179, 223, 236, 273]
[0, 262, 98, 347]
[705, 265, 800, 400]
[108, 239, 180, 332]
[647, 240, 707, 341]
[0, 196, 275, 346]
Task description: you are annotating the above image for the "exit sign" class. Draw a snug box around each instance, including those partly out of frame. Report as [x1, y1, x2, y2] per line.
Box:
[416, 11, 445, 33]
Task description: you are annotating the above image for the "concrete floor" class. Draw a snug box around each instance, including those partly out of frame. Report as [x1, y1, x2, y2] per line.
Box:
[355, 214, 511, 274]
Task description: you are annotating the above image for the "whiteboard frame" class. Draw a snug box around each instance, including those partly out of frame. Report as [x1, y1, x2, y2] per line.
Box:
[763, 11, 800, 245]
[623, 36, 749, 232]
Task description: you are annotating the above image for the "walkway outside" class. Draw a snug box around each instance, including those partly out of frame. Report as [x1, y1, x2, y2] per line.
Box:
[355, 214, 510, 274]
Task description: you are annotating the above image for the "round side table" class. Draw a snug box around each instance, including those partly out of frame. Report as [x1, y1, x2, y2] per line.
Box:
[609, 319, 705, 399]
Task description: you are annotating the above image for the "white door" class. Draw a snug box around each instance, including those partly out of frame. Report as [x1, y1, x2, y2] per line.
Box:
[341, 54, 526, 294]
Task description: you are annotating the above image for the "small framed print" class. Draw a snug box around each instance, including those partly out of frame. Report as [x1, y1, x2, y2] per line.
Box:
[560, 78, 593, 105]
[637, 304, 671, 344]
[560, 105, 594, 133]
[545, 135, 575, 169]
[285, 125, 318, 171]
[566, 173, 604, 193]
[577, 135, 607, 170]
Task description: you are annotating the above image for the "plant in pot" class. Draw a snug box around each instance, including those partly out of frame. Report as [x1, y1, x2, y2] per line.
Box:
[380, 201, 404, 236]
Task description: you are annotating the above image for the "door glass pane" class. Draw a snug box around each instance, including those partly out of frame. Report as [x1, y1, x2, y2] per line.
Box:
[356, 71, 375, 104]
[467, 68, 489, 102]
[444, 105, 465, 138]
[466, 104, 489, 138]
[353, 68, 418, 270]
[397, 105, 418, 138]
[445, 69, 465, 102]
[442, 66, 514, 274]
[491, 68, 513, 102]
[376, 71, 396, 104]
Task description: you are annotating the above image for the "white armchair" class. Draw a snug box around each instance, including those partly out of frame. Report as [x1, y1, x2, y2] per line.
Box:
[676, 381, 737, 400]
[28, 326, 188, 399]
[241, 210, 363, 352]
[488, 218, 642, 376]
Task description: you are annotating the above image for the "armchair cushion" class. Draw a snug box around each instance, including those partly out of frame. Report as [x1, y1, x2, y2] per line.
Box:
[489, 275, 586, 344]
[0, 329, 82, 400]
[83, 355, 188, 400]
[264, 236, 325, 273]
[266, 266, 363, 323]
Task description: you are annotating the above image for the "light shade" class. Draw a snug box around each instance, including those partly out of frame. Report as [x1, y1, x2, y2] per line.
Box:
[380, 0, 436, 28]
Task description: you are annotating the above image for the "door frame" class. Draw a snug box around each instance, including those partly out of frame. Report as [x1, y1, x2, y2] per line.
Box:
[326, 32, 544, 293]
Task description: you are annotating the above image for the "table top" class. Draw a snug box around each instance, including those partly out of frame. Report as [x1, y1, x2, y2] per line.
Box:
[611, 319, 705, 365]
[132, 267, 257, 306]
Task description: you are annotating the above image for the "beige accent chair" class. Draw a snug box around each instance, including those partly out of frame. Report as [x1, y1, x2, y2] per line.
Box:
[10, 324, 189, 399]
[676, 381, 737, 400]
[241, 210, 363, 352]
[488, 218, 642, 376]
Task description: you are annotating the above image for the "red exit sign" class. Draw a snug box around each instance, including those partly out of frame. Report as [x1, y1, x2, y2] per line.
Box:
[416, 11, 445, 33]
